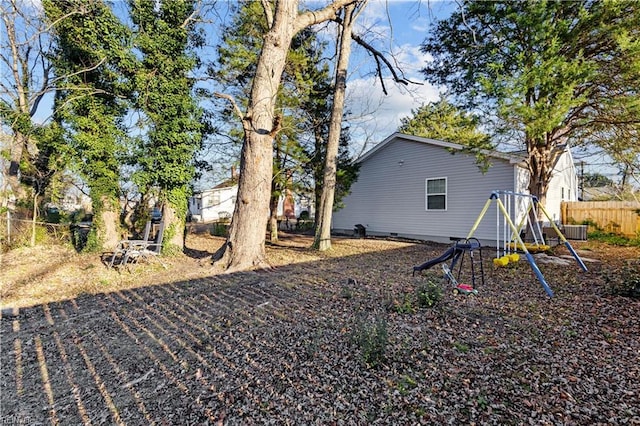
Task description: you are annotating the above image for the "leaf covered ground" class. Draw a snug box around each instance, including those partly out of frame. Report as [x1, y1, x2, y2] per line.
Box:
[1, 232, 639, 424]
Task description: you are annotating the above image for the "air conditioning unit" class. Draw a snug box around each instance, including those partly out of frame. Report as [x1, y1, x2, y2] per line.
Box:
[563, 225, 587, 240]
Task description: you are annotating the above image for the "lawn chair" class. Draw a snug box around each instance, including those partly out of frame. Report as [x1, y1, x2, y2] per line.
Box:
[108, 221, 166, 270]
[108, 221, 152, 268]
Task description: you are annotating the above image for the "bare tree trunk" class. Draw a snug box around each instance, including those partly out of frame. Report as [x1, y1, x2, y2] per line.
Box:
[313, 2, 362, 251]
[268, 191, 279, 243]
[527, 138, 563, 219]
[212, 0, 358, 272]
[213, 1, 297, 272]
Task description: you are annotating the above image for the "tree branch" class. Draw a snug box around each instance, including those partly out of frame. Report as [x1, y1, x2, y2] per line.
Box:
[294, 0, 359, 33]
[214, 92, 245, 122]
[350, 33, 421, 95]
[260, 0, 274, 28]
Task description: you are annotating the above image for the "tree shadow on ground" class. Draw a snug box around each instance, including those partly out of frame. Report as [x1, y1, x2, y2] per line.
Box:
[2, 240, 638, 424]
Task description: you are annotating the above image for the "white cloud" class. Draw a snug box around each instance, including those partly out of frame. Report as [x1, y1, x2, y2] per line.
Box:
[335, 1, 451, 153]
[345, 41, 441, 154]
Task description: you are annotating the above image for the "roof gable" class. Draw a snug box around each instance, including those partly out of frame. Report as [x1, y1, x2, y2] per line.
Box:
[358, 132, 525, 165]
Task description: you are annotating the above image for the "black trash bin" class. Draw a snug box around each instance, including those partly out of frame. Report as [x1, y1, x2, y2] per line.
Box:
[354, 224, 366, 238]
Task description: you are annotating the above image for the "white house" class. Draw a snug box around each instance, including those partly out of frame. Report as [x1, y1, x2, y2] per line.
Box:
[331, 133, 579, 245]
[188, 179, 238, 223]
[189, 180, 313, 223]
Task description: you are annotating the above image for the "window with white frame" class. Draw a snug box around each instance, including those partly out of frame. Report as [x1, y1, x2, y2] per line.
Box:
[426, 177, 447, 210]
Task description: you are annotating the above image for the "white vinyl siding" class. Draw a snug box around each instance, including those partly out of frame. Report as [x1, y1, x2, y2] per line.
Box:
[426, 177, 447, 210]
[332, 134, 576, 244]
[332, 135, 519, 243]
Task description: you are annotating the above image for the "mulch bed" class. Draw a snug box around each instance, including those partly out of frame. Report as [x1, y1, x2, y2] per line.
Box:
[1, 238, 639, 424]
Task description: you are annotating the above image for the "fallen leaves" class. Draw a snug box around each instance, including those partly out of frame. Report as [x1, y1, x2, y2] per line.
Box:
[1, 235, 639, 423]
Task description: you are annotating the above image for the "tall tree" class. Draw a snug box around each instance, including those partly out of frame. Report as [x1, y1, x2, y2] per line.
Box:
[45, 0, 133, 250]
[420, 0, 640, 207]
[0, 0, 83, 205]
[398, 95, 493, 170]
[313, 1, 365, 251]
[214, 2, 319, 243]
[213, 0, 358, 271]
[129, 0, 204, 252]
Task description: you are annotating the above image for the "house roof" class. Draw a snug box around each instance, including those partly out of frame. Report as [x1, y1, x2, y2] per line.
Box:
[213, 177, 238, 189]
[193, 179, 238, 197]
[358, 132, 526, 165]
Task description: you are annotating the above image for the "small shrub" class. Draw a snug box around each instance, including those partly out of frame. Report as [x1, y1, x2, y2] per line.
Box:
[352, 316, 388, 368]
[210, 222, 229, 237]
[453, 341, 469, 353]
[602, 260, 640, 298]
[340, 285, 355, 299]
[396, 374, 418, 395]
[384, 292, 415, 314]
[415, 280, 443, 308]
[587, 229, 640, 247]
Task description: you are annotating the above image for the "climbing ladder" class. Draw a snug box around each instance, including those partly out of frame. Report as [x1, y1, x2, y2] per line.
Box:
[449, 237, 485, 288]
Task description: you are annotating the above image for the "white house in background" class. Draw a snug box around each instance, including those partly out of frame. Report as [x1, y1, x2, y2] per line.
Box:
[331, 133, 579, 245]
[189, 180, 313, 223]
[188, 179, 238, 223]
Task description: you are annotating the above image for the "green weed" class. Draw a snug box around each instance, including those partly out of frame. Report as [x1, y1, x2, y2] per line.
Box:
[415, 280, 443, 308]
[352, 316, 388, 368]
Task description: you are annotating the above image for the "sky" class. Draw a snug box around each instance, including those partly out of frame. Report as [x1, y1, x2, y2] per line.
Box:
[6, 0, 628, 187]
[340, 0, 457, 152]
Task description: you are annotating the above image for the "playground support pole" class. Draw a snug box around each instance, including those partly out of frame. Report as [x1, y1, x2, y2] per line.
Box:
[466, 198, 493, 240]
[524, 253, 555, 298]
[495, 198, 554, 298]
[536, 203, 588, 272]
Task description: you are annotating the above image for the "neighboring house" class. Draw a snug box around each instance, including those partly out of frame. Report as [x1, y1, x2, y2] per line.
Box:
[189, 179, 310, 223]
[188, 179, 238, 223]
[331, 133, 578, 245]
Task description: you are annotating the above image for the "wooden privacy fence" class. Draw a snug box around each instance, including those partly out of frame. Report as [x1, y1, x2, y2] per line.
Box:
[561, 201, 640, 237]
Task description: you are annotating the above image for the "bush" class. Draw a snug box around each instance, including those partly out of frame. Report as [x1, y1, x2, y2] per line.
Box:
[210, 222, 229, 237]
[384, 292, 415, 314]
[415, 280, 443, 308]
[587, 230, 640, 247]
[602, 260, 640, 298]
[352, 316, 388, 368]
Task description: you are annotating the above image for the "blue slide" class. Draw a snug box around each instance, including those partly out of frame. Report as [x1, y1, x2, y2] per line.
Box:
[412, 246, 460, 276]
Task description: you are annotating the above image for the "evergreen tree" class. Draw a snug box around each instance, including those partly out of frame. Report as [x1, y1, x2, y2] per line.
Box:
[421, 0, 640, 207]
[398, 95, 493, 171]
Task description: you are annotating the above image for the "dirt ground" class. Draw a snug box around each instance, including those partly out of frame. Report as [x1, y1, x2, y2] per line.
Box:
[1, 232, 639, 424]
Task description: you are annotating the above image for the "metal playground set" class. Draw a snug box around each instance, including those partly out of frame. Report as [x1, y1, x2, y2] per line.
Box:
[413, 191, 588, 298]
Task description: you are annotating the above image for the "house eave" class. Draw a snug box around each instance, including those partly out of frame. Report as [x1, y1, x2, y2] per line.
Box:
[359, 132, 526, 165]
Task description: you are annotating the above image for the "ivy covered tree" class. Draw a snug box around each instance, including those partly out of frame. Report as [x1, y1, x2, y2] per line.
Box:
[45, 0, 134, 250]
[421, 0, 640, 207]
[129, 0, 204, 252]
